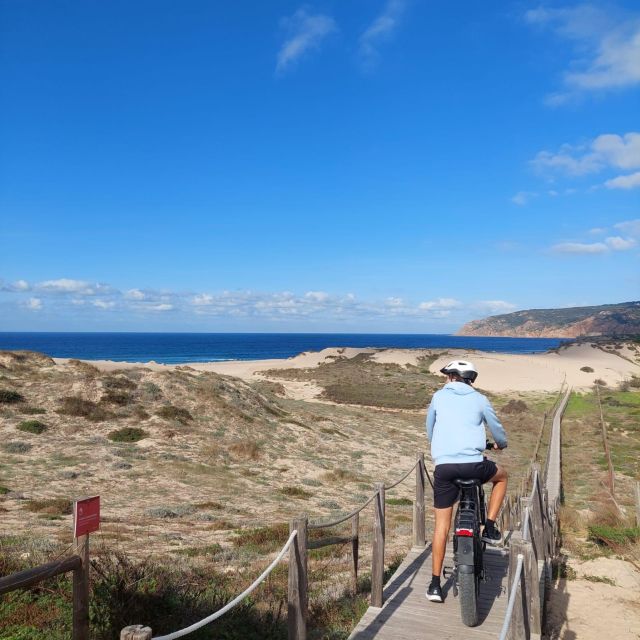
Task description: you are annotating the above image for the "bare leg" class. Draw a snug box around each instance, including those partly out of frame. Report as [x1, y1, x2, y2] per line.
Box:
[431, 506, 453, 577]
[487, 466, 508, 521]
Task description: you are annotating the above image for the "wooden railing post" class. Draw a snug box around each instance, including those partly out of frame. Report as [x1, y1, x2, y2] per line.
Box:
[121, 626, 152, 640]
[413, 453, 425, 548]
[508, 534, 528, 640]
[288, 517, 308, 640]
[371, 482, 385, 608]
[351, 513, 359, 593]
[635, 482, 640, 527]
[73, 534, 90, 640]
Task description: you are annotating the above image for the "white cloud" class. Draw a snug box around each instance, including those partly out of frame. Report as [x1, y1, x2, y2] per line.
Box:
[589, 227, 606, 234]
[36, 278, 111, 296]
[149, 303, 174, 312]
[22, 297, 42, 311]
[605, 235, 636, 251]
[614, 218, 640, 237]
[276, 8, 337, 73]
[418, 298, 461, 310]
[305, 291, 329, 302]
[511, 191, 538, 206]
[192, 293, 214, 306]
[525, 5, 640, 102]
[532, 132, 640, 181]
[551, 241, 609, 254]
[550, 235, 636, 254]
[605, 171, 640, 190]
[125, 288, 146, 300]
[359, 0, 406, 67]
[1, 279, 31, 292]
[92, 299, 116, 310]
[476, 300, 518, 313]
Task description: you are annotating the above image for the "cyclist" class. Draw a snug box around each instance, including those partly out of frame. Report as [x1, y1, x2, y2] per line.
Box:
[425, 359, 508, 603]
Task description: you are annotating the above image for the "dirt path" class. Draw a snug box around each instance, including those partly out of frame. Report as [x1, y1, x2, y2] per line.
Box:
[547, 557, 640, 639]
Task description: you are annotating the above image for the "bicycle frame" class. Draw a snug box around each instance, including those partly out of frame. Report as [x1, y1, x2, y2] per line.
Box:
[452, 481, 487, 584]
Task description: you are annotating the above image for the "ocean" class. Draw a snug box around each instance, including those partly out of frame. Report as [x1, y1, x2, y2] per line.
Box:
[0, 332, 564, 364]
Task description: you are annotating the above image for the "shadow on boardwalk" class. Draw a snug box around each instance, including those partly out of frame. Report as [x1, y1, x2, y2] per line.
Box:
[349, 545, 509, 640]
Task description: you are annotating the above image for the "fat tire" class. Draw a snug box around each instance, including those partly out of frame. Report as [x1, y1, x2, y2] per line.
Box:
[458, 571, 479, 627]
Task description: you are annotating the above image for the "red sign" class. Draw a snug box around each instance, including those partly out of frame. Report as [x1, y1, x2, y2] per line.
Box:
[74, 496, 100, 537]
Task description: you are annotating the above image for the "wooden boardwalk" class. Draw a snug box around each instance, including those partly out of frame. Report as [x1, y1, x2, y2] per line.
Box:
[349, 545, 509, 639]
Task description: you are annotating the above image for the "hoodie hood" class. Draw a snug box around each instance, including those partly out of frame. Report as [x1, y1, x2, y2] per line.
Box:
[443, 381, 477, 395]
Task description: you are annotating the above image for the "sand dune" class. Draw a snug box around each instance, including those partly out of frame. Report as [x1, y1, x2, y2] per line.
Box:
[55, 341, 640, 393]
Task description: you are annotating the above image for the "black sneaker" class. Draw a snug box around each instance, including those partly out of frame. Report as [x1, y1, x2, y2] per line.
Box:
[482, 524, 503, 545]
[426, 582, 443, 602]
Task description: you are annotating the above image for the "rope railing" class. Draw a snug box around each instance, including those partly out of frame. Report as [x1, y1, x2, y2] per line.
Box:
[498, 554, 524, 640]
[498, 386, 569, 640]
[308, 492, 377, 530]
[122, 531, 298, 640]
[384, 460, 419, 490]
[309, 458, 421, 530]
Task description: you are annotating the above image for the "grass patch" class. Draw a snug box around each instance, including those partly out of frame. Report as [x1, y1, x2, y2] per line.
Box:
[323, 469, 363, 483]
[175, 543, 223, 558]
[0, 486, 10, 495]
[583, 574, 616, 586]
[233, 523, 289, 552]
[156, 405, 193, 424]
[57, 396, 112, 422]
[229, 440, 262, 460]
[2, 441, 33, 454]
[25, 498, 73, 516]
[17, 420, 48, 435]
[386, 497, 412, 506]
[20, 406, 46, 415]
[0, 389, 24, 404]
[108, 427, 148, 443]
[501, 399, 528, 414]
[279, 486, 313, 499]
[100, 391, 133, 406]
[588, 525, 640, 546]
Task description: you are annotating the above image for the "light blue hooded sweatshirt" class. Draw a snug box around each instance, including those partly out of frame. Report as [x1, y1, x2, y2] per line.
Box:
[426, 382, 508, 466]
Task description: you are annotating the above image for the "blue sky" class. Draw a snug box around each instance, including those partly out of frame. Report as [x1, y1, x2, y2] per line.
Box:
[1, 0, 639, 332]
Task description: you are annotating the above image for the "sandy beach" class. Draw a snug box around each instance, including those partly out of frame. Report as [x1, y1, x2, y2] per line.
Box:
[55, 341, 640, 394]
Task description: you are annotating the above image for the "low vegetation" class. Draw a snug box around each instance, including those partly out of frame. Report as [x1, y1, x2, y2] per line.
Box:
[0, 389, 24, 404]
[57, 396, 112, 422]
[17, 420, 48, 434]
[108, 427, 148, 443]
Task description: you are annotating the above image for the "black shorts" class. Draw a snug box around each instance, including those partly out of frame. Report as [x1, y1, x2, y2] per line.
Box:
[433, 459, 498, 509]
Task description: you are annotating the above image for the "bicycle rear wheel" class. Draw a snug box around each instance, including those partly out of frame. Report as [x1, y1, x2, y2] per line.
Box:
[458, 570, 479, 627]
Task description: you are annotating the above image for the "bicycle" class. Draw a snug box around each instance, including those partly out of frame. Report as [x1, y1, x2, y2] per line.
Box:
[449, 441, 500, 627]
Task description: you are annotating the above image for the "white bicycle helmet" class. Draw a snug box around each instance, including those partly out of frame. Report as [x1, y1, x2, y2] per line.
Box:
[439, 359, 478, 382]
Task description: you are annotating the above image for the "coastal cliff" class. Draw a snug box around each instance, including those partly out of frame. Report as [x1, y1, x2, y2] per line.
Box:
[457, 301, 640, 338]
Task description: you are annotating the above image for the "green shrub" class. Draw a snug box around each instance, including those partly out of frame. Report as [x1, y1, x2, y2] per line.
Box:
[108, 427, 148, 443]
[588, 525, 640, 546]
[57, 396, 111, 422]
[25, 498, 73, 515]
[386, 497, 412, 506]
[0, 389, 24, 404]
[580, 366, 594, 373]
[233, 523, 289, 551]
[100, 391, 132, 406]
[18, 420, 48, 434]
[102, 376, 136, 391]
[2, 441, 32, 454]
[0, 486, 10, 495]
[21, 406, 46, 415]
[156, 405, 192, 424]
[279, 486, 312, 499]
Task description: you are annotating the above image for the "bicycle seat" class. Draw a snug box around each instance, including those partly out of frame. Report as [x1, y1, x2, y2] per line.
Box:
[453, 478, 481, 488]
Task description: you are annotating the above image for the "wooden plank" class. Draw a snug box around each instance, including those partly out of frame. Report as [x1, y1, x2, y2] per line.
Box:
[351, 513, 359, 593]
[308, 535, 354, 550]
[413, 452, 425, 547]
[371, 483, 385, 608]
[0, 555, 81, 595]
[288, 517, 308, 640]
[73, 534, 90, 640]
